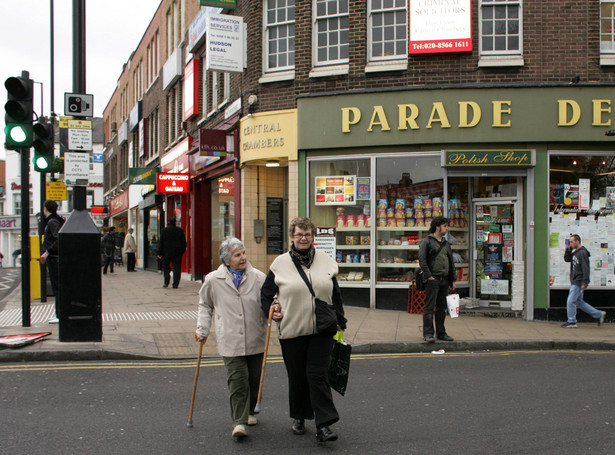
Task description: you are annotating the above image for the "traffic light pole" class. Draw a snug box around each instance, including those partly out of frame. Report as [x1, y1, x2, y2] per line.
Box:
[21, 147, 31, 327]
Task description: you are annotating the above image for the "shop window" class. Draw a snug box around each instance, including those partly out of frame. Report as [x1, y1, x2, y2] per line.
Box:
[548, 154, 615, 288]
[211, 175, 235, 270]
[478, 0, 523, 67]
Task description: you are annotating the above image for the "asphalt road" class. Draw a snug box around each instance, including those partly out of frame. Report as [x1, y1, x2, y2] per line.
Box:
[0, 267, 20, 310]
[1, 351, 615, 454]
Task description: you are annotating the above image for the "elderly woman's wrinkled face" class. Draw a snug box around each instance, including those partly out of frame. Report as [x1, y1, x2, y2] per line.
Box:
[291, 227, 313, 251]
[227, 247, 247, 271]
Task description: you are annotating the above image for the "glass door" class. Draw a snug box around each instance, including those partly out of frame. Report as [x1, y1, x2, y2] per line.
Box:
[473, 201, 516, 306]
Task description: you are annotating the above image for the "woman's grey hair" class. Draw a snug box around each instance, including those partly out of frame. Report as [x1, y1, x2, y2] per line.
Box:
[219, 237, 245, 264]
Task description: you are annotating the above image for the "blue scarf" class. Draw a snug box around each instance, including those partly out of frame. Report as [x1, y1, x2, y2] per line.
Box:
[228, 266, 244, 289]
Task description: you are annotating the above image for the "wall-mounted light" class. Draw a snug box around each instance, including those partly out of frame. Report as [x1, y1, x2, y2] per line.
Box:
[265, 160, 280, 167]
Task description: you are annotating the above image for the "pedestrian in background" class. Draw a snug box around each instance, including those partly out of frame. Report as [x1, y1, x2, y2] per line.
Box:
[261, 217, 346, 443]
[561, 234, 606, 328]
[123, 228, 137, 272]
[0, 251, 3, 268]
[418, 216, 456, 343]
[157, 218, 186, 288]
[101, 226, 117, 275]
[196, 237, 267, 439]
[39, 200, 65, 323]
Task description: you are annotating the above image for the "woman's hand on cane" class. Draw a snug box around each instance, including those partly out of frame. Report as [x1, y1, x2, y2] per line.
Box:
[195, 334, 207, 343]
[272, 303, 283, 321]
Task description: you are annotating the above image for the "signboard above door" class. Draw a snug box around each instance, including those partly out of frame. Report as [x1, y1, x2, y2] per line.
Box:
[443, 150, 535, 168]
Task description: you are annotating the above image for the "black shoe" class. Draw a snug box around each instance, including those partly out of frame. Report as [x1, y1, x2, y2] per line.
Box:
[292, 419, 305, 435]
[163, 284, 169, 288]
[437, 334, 454, 341]
[316, 426, 338, 442]
[172, 285, 178, 288]
[424, 335, 435, 343]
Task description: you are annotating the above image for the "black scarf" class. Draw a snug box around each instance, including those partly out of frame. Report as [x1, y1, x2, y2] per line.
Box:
[290, 243, 315, 268]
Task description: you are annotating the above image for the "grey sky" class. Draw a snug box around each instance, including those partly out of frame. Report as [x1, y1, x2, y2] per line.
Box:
[0, 0, 161, 136]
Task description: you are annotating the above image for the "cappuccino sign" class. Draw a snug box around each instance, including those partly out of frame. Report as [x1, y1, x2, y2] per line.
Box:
[157, 173, 190, 194]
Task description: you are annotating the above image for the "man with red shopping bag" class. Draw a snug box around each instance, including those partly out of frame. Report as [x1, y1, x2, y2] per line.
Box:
[418, 216, 457, 343]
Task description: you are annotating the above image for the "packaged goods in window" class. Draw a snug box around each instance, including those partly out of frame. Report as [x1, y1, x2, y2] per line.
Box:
[365, 215, 371, 227]
[408, 235, 418, 244]
[378, 198, 388, 209]
[415, 208, 424, 219]
[424, 198, 433, 209]
[378, 218, 387, 227]
[360, 235, 370, 245]
[353, 254, 360, 263]
[414, 197, 423, 209]
[354, 272, 364, 281]
[337, 207, 345, 216]
[387, 218, 396, 227]
[387, 208, 395, 218]
[347, 272, 357, 281]
[405, 208, 413, 218]
[416, 219, 425, 227]
[433, 207, 443, 217]
[406, 218, 415, 227]
[433, 197, 442, 208]
[356, 214, 365, 227]
[425, 217, 433, 226]
[360, 252, 369, 263]
[396, 219, 406, 227]
[336, 250, 343, 263]
[424, 208, 432, 218]
[346, 215, 355, 227]
[377, 207, 386, 218]
[395, 209, 405, 219]
[345, 235, 358, 245]
[396, 198, 405, 209]
[336, 216, 345, 228]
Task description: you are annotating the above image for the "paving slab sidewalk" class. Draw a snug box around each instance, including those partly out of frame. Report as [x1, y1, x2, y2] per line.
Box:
[1, 268, 614, 362]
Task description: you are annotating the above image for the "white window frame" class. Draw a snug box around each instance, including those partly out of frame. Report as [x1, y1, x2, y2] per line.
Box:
[601, 0, 615, 65]
[478, 0, 524, 67]
[367, 0, 408, 61]
[312, 0, 350, 69]
[263, 0, 296, 74]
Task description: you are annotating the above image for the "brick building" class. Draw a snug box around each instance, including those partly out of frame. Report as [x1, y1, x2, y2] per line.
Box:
[103, 1, 615, 319]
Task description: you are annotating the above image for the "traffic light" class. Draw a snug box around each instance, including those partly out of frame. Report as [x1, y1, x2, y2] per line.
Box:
[32, 119, 54, 172]
[4, 72, 34, 150]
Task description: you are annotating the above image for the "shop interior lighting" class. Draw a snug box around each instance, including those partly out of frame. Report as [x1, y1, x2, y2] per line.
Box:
[265, 160, 280, 167]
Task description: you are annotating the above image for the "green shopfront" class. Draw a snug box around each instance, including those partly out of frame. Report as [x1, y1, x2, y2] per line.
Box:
[298, 86, 615, 320]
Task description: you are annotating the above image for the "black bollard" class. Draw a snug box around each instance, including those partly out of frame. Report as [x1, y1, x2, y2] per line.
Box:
[58, 208, 102, 342]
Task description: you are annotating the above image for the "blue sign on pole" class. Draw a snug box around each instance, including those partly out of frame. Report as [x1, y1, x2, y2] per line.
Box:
[93, 153, 103, 163]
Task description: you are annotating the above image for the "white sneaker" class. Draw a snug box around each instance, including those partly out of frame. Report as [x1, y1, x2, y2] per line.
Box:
[109, 272, 117, 275]
[47, 317, 59, 324]
[248, 415, 258, 426]
[232, 424, 247, 437]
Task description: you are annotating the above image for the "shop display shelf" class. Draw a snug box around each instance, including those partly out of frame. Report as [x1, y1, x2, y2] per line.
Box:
[454, 263, 469, 267]
[336, 245, 371, 250]
[338, 281, 371, 287]
[376, 263, 419, 268]
[377, 245, 419, 250]
[336, 227, 371, 232]
[377, 226, 430, 231]
[338, 263, 371, 267]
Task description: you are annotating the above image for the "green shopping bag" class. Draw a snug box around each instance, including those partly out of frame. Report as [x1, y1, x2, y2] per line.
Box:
[328, 330, 351, 396]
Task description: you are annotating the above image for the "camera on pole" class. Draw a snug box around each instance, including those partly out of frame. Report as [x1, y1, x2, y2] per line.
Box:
[4, 71, 34, 150]
[33, 119, 54, 173]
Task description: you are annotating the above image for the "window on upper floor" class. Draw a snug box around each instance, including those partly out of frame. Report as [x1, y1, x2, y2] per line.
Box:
[147, 31, 160, 87]
[147, 108, 159, 162]
[313, 0, 349, 67]
[479, 0, 523, 67]
[166, 0, 183, 58]
[601, 0, 615, 64]
[167, 83, 182, 144]
[368, 0, 407, 61]
[202, 69, 230, 117]
[265, 0, 296, 72]
[133, 60, 143, 103]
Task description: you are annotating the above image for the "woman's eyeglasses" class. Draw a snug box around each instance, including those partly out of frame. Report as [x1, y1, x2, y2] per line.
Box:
[293, 233, 313, 239]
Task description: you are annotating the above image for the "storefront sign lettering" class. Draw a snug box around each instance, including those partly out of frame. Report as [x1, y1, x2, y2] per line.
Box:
[157, 173, 190, 194]
[444, 150, 534, 167]
[218, 176, 234, 195]
[341, 98, 614, 133]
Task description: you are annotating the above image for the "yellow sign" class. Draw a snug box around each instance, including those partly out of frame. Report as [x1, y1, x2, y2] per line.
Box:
[59, 116, 72, 129]
[240, 109, 297, 165]
[68, 119, 92, 129]
[46, 180, 68, 200]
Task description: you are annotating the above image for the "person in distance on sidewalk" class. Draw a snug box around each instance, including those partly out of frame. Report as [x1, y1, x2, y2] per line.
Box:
[123, 228, 137, 272]
[196, 237, 267, 439]
[418, 216, 456, 343]
[101, 226, 117, 275]
[157, 218, 186, 288]
[561, 234, 606, 328]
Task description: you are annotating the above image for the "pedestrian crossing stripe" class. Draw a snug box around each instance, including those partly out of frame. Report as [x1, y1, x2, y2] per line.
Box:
[0, 304, 198, 328]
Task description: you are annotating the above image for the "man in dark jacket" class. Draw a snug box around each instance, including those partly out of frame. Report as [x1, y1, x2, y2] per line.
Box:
[561, 234, 606, 328]
[418, 216, 456, 343]
[101, 226, 117, 275]
[39, 200, 65, 323]
[157, 218, 187, 288]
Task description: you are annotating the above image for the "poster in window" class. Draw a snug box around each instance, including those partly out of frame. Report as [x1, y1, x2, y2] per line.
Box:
[484, 263, 503, 279]
[563, 184, 579, 207]
[356, 177, 371, 201]
[315, 176, 356, 205]
[486, 244, 502, 261]
[607, 187, 615, 208]
[488, 232, 502, 244]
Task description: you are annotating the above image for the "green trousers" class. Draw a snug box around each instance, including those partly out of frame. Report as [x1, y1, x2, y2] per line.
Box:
[223, 353, 263, 426]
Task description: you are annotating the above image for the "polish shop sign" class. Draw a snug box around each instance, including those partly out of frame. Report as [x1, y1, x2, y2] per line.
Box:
[157, 173, 190, 194]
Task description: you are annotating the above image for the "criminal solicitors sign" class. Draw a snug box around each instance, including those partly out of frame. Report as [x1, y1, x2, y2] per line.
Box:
[157, 173, 190, 194]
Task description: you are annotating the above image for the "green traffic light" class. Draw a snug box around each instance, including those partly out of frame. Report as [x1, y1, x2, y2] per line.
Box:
[6, 124, 28, 143]
[34, 155, 52, 170]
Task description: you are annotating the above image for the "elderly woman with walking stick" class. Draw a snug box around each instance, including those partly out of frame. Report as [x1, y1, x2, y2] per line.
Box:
[196, 237, 267, 439]
[261, 217, 347, 444]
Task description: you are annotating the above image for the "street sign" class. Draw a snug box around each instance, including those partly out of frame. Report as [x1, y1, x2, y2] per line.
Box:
[64, 93, 94, 117]
[64, 152, 90, 186]
[46, 180, 67, 200]
[68, 128, 92, 151]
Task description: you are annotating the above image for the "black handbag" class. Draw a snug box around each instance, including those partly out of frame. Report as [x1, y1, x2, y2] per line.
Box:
[328, 331, 351, 396]
[291, 256, 338, 335]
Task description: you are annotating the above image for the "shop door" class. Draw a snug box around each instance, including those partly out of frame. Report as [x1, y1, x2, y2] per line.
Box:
[145, 208, 160, 271]
[473, 200, 517, 307]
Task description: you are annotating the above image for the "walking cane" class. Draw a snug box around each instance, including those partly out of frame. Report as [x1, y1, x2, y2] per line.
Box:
[187, 338, 205, 428]
[254, 305, 275, 414]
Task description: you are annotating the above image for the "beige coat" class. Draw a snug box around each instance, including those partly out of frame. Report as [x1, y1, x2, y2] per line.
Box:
[197, 263, 267, 357]
[123, 233, 137, 253]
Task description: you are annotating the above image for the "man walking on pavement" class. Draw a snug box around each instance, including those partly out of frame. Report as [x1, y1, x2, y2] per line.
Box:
[157, 218, 187, 288]
[102, 226, 117, 275]
[561, 234, 606, 328]
[418, 216, 456, 343]
[39, 200, 65, 324]
[123, 228, 137, 272]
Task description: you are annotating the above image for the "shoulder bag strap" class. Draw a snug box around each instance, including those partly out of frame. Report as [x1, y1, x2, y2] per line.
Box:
[290, 253, 316, 297]
[428, 237, 447, 270]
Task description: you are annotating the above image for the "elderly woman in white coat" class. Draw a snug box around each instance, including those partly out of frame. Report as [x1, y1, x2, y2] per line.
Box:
[196, 237, 267, 439]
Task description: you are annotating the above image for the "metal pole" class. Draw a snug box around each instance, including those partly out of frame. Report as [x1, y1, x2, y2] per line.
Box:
[21, 144, 31, 327]
[72, 0, 86, 210]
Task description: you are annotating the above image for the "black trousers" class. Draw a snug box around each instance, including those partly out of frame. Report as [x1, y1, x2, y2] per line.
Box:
[103, 253, 114, 274]
[279, 333, 339, 429]
[162, 255, 182, 287]
[126, 252, 136, 271]
[46, 256, 59, 317]
[423, 276, 449, 337]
